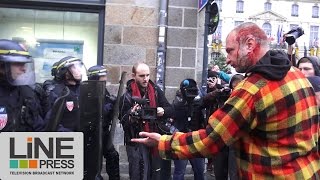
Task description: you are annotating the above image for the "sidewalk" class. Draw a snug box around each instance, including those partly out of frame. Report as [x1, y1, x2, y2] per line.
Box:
[101, 124, 216, 180]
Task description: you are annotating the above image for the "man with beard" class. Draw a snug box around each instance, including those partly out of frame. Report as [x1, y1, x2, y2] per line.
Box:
[119, 62, 173, 180]
[131, 22, 320, 179]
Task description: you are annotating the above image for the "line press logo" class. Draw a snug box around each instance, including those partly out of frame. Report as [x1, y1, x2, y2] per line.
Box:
[0, 132, 83, 180]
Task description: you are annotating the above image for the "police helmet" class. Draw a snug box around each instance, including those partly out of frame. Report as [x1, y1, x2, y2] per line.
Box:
[0, 39, 32, 63]
[87, 65, 107, 80]
[55, 56, 84, 82]
[51, 61, 59, 77]
[0, 39, 35, 86]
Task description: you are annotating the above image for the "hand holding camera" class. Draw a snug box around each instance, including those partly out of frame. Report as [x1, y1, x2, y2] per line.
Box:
[157, 107, 164, 117]
[207, 77, 218, 88]
[130, 97, 157, 121]
[283, 27, 304, 45]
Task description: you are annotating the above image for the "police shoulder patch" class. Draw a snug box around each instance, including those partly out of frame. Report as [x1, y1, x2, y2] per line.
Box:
[0, 106, 8, 130]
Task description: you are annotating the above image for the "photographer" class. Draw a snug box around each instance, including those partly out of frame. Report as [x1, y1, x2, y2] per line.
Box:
[203, 70, 238, 179]
[171, 79, 205, 180]
[285, 28, 320, 77]
[119, 62, 174, 180]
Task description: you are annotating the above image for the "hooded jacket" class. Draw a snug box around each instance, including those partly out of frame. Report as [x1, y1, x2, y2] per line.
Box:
[247, 50, 291, 80]
[158, 50, 320, 179]
[297, 56, 320, 76]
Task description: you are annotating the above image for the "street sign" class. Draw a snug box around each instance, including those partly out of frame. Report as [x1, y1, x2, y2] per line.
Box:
[198, 0, 208, 12]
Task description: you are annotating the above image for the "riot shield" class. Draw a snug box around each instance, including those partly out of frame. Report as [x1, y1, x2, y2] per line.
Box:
[106, 71, 127, 149]
[79, 80, 105, 180]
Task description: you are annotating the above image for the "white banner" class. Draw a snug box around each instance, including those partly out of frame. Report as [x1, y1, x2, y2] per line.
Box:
[0, 132, 83, 180]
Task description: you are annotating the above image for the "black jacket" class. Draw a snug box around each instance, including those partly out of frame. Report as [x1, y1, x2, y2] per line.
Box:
[119, 79, 174, 144]
[45, 83, 80, 132]
[172, 89, 205, 132]
[0, 81, 45, 132]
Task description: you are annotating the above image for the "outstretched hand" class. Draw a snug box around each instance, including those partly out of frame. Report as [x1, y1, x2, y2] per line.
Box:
[131, 132, 161, 147]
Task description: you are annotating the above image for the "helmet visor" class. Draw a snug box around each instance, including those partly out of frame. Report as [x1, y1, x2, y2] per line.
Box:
[68, 61, 86, 81]
[5, 60, 35, 86]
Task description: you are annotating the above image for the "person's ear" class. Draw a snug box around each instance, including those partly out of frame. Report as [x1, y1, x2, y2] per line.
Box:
[245, 35, 256, 52]
[131, 73, 135, 78]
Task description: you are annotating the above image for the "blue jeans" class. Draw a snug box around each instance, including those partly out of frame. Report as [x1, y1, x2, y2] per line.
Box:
[173, 158, 205, 180]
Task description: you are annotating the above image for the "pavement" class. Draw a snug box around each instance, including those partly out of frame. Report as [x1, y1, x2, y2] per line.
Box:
[100, 123, 217, 180]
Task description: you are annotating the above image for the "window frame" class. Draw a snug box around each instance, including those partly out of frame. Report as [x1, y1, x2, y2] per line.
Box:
[236, 0, 244, 13]
[312, 4, 319, 18]
[310, 25, 319, 47]
[264, 1, 272, 11]
[291, 3, 299, 17]
[262, 22, 272, 37]
[234, 21, 244, 27]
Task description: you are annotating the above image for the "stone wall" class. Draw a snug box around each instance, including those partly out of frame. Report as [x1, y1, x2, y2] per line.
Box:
[104, 1, 206, 177]
[165, 0, 204, 101]
[104, 0, 205, 102]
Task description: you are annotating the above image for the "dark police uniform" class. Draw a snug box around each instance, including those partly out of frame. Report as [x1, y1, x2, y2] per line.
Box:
[44, 56, 83, 131]
[87, 65, 120, 180]
[0, 39, 44, 132]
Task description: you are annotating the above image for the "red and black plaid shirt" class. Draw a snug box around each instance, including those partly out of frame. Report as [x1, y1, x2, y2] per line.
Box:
[159, 67, 320, 179]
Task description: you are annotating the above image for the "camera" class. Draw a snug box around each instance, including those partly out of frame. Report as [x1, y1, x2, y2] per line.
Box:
[131, 97, 157, 121]
[183, 87, 198, 100]
[284, 27, 304, 45]
[216, 84, 231, 102]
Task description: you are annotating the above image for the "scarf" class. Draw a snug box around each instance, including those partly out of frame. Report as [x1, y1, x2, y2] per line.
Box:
[130, 81, 156, 132]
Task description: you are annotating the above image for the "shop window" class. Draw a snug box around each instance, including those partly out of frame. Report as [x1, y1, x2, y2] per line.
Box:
[0, 7, 99, 83]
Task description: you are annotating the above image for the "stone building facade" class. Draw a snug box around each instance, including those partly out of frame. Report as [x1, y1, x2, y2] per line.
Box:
[104, 0, 205, 102]
[104, 0, 320, 102]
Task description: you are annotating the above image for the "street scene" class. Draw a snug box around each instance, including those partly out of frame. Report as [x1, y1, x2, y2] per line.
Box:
[0, 0, 320, 180]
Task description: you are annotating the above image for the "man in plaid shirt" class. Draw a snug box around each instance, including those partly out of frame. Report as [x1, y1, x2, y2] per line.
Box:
[132, 22, 320, 179]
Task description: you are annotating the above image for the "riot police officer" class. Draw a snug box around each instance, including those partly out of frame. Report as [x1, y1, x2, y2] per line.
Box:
[0, 39, 45, 131]
[87, 65, 120, 180]
[45, 56, 85, 131]
[34, 61, 60, 118]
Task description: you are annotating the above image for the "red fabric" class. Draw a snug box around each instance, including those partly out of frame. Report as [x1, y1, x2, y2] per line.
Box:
[130, 81, 156, 132]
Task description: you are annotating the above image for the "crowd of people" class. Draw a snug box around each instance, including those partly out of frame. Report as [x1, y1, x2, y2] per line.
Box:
[1, 21, 320, 180]
[132, 22, 320, 180]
